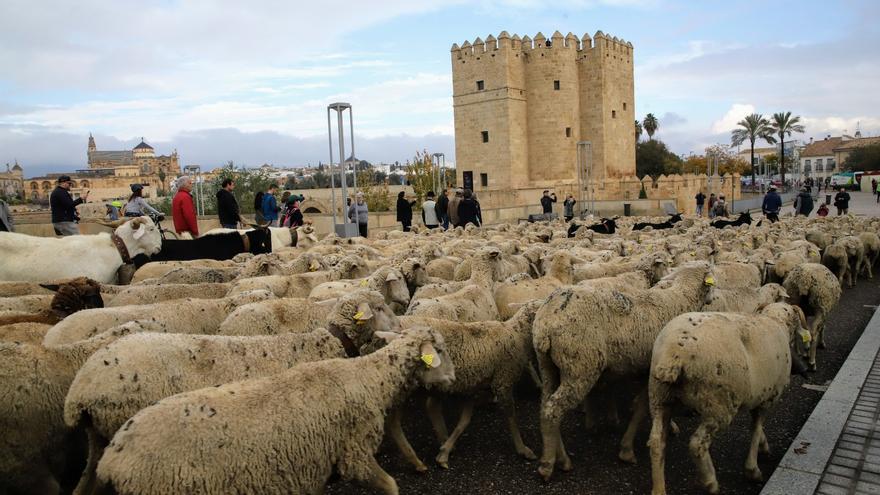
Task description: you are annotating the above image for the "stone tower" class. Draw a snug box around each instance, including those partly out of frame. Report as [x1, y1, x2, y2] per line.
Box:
[451, 30, 635, 194]
[88, 133, 96, 152]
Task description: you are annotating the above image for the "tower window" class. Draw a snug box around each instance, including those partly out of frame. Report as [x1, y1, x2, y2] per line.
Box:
[476, 80, 485, 91]
[623, 102, 627, 110]
[480, 173, 488, 187]
[481, 131, 489, 143]
[554, 80, 560, 90]
[612, 110, 617, 119]
[565, 127, 572, 138]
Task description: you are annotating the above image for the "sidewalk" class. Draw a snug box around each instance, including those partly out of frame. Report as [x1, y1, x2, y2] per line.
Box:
[762, 307, 880, 494]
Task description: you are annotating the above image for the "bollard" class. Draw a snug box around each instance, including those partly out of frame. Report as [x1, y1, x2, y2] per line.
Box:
[623, 203, 631, 217]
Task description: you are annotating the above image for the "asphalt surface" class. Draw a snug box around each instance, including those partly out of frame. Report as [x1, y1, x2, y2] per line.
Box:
[327, 274, 880, 495]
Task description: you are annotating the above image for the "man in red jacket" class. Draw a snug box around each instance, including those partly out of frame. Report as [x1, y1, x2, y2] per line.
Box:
[172, 176, 199, 238]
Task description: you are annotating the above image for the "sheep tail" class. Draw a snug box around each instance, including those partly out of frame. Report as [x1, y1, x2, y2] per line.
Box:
[652, 358, 683, 384]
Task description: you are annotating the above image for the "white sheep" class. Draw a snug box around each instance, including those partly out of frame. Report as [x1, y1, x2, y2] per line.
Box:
[711, 262, 762, 289]
[647, 304, 809, 494]
[406, 247, 501, 322]
[64, 330, 347, 494]
[859, 232, 879, 278]
[821, 242, 851, 287]
[226, 254, 369, 298]
[309, 266, 411, 314]
[95, 327, 454, 495]
[702, 283, 789, 313]
[106, 282, 230, 307]
[0, 322, 51, 344]
[532, 262, 715, 480]
[782, 263, 842, 370]
[130, 259, 234, 284]
[0, 217, 162, 283]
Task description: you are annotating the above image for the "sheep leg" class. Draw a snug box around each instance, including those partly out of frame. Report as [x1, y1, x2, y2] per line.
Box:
[385, 407, 427, 473]
[689, 420, 723, 494]
[817, 312, 828, 349]
[358, 455, 399, 495]
[537, 372, 593, 481]
[582, 396, 597, 430]
[73, 426, 108, 495]
[425, 395, 449, 443]
[648, 405, 672, 495]
[435, 399, 474, 468]
[619, 388, 649, 464]
[744, 409, 766, 481]
[496, 388, 536, 460]
[865, 257, 874, 279]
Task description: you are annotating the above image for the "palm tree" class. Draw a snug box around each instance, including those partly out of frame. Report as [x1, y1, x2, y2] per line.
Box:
[770, 111, 805, 187]
[643, 113, 658, 140]
[635, 120, 643, 142]
[730, 113, 776, 187]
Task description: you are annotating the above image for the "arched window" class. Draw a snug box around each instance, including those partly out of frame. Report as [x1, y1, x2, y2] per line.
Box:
[304, 207, 322, 214]
[31, 182, 38, 190]
[80, 180, 90, 188]
[42, 181, 51, 191]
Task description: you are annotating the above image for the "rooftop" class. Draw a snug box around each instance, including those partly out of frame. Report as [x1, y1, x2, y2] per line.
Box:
[801, 137, 844, 157]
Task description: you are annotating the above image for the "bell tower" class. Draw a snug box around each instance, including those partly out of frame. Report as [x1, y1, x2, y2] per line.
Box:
[88, 133, 96, 152]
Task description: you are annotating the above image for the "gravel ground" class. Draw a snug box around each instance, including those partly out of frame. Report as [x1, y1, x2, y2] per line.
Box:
[327, 275, 880, 495]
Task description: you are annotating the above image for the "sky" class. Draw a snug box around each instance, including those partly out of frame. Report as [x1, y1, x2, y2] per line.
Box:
[1, 0, 878, 177]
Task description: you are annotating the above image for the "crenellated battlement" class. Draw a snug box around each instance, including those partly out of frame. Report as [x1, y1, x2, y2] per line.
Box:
[451, 30, 633, 59]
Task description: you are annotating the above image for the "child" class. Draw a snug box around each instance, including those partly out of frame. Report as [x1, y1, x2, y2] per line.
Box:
[816, 203, 829, 217]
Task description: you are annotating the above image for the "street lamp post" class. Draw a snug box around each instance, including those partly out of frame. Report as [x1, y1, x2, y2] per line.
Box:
[327, 103, 359, 237]
[432, 153, 445, 193]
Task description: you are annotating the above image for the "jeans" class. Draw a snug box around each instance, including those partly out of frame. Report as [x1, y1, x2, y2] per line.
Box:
[696, 204, 704, 216]
[441, 214, 449, 230]
[53, 221, 80, 236]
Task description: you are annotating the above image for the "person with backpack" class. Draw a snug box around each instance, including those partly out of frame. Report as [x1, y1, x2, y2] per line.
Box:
[794, 187, 814, 217]
[261, 184, 280, 226]
[281, 196, 304, 227]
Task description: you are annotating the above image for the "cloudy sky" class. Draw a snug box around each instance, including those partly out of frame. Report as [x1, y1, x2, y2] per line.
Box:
[1, 0, 877, 177]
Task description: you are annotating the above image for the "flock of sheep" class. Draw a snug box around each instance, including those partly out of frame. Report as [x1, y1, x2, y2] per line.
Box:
[1, 210, 878, 495]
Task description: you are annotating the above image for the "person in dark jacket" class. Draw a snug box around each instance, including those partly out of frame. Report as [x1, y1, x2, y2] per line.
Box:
[435, 188, 450, 229]
[396, 191, 416, 232]
[834, 188, 851, 215]
[456, 189, 481, 228]
[761, 186, 782, 223]
[261, 184, 280, 226]
[540, 190, 557, 219]
[50, 175, 88, 236]
[794, 187, 814, 217]
[282, 196, 304, 227]
[216, 178, 240, 229]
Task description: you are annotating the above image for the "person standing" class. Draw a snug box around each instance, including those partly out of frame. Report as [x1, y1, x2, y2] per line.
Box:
[695, 191, 706, 217]
[707, 193, 717, 219]
[540, 190, 557, 219]
[261, 184, 280, 226]
[348, 192, 369, 237]
[872, 178, 877, 197]
[448, 189, 463, 228]
[396, 191, 416, 232]
[761, 186, 782, 223]
[833, 187, 851, 215]
[422, 191, 439, 229]
[563, 195, 576, 222]
[435, 188, 450, 230]
[124, 184, 162, 218]
[172, 176, 199, 238]
[795, 187, 814, 217]
[712, 194, 729, 218]
[216, 178, 240, 229]
[456, 189, 480, 228]
[282, 197, 304, 227]
[0, 198, 14, 232]
[50, 175, 87, 236]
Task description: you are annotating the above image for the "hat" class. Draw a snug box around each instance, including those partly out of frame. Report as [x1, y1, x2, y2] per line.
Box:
[57, 175, 72, 183]
[768, 186, 777, 191]
[130, 183, 144, 192]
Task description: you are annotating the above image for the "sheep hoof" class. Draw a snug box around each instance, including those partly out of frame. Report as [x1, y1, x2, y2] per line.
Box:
[414, 462, 429, 473]
[519, 447, 538, 461]
[538, 463, 554, 482]
[703, 479, 720, 494]
[818, 341, 827, 349]
[435, 452, 450, 469]
[618, 450, 637, 464]
[745, 466, 763, 482]
[559, 458, 573, 472]
[670, 420, 681, 436]
[809, 362, 817, 372]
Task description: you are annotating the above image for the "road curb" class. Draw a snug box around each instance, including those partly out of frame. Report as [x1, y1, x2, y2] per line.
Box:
[761, 305, 880, 494]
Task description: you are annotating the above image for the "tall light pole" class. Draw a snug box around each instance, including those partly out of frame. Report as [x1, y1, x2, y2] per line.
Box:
[327, 103, 359, 237]
[432, 153, 445, 193]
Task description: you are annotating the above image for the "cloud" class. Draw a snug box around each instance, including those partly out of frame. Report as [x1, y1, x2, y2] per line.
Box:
[660, 112, 687, 127]
[710, 104, 756, 134]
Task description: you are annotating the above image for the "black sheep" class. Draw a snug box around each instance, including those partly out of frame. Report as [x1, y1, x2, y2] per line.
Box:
[632, 213, 683, 231]
[711, 211, 753, 229]
[568, 217, 618, 238]
[150, 229, 272, 261]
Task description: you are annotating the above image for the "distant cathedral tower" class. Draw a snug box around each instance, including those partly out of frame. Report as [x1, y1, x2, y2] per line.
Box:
[88, 133, 96, 152]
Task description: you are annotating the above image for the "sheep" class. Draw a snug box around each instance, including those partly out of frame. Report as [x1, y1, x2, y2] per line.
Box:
[398, 301, 543, 468]
[0, 216, 162, 283]
[309, 266, 411, 314]
[839, 235, 866, 286]
[453, 250, 533, 281]
[406, 247, 501, 322]
[130, 259, 234, 284]
[0, 277, 104, 326]
[859, 232, 880, 278]
[647, 304, 809, 494]
[226, 254, 370, 298]
[822, 242, 851, 287]
[805, 229, 832, 252]
[573, 254, 669, 285]
[492, 251, 576, 320]
[783, 263, 842, 371]
[42, 290, 274, 347]
[702, 283, 789, 313]
[141, 265, 241, 284]
[64, 330, 347, 495]
[0, 322, 51, 344]
[426, 255, 463, 280]
[0, 322, 153, 495]
[0, 281, 54, 297]
[218, 290, 400, 347]
[711, 262, 762, 289]
[95, 327, 455, 495]
[106, 282, 231, 307]
[532, 261, 715, 480]
[278, 251, 326, 275]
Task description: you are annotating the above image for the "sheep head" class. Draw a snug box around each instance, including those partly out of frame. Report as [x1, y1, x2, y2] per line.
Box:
[376, 326, 455, 388]
[39, 277, 104, 318]
[328, 290, 402, 354]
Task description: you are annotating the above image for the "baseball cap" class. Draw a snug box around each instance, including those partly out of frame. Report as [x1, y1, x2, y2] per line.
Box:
[57, 175, 72, 183]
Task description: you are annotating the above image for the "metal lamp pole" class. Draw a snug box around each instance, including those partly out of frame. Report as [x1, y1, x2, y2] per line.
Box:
[432, 153, 445, 193]
[327, 103, 359, 237]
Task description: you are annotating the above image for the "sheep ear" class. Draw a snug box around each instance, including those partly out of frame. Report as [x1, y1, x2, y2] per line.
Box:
[132, 223, 146, 239]
[419, 342, 442, 368]
[353, 302, 374, 322]
[374, 331, 400, 343]
[40, 283, 61, 292]
[778, 288, 790, 300]
[385, 272, 399, 282]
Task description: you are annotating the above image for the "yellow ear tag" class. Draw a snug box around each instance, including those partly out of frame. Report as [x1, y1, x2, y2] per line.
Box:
[353, 311, 365, 324]
[421, 354, 434, 368]
[704, 276, 715, 286]
[360, 279, 369, 288]
[800, 329, 812, 344]
[690, 251, 696, 256]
